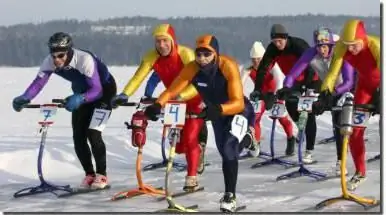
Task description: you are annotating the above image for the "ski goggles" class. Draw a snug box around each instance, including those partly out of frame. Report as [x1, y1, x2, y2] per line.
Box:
[51, 52, 67, 59]
[195, 51, 213, 58]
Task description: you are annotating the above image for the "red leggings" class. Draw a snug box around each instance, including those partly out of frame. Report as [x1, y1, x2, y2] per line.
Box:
[254, 101, 293, 140]
[175, 118, 204, 176]
[350, 83, 378, 176]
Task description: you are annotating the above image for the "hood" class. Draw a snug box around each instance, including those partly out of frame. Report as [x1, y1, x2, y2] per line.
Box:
[195, 34, 219, 57]
[250, 41, 265, 58]
[340, 19, 368, 45]
[152, 24, 178, 55]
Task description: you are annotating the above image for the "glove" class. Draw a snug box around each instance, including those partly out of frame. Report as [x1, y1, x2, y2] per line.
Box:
[262, 92, 277, 110]
[64, 94, 85, 112]
[312, 91, 333, 115]
[144, 103, 162, 121]
[12, 95, 30, 112]
[199, 102, 223, 121]
[276, 87, 292, 100]
[249, 91, 261, 102]
[371, 88, 380, 115]
[111, 93, 129, 109]
[140, 96, 157, 104]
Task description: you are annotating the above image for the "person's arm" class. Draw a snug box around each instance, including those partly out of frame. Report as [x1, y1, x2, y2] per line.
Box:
[368, 35, 380, 70]
[78, 54, 103, 102]
[177, 46, 200, 101]
[290, 37, 315, 85]
[283, 47, 316, 88]
[219, 57, 245, 115]
[253, 43, 277, 92]
[122, 50, 158, 96]
[270, 63, 285, 92]
[321, 42, 346, 93]
[334, 61, 355, 94]
[23, 56, 54, 100]
[144, 72, 161, 97]
[241, 68, 251, 85]
[157, 62, 199, 106]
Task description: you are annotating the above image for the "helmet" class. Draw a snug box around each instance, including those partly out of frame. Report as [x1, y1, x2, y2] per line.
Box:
[313, 27, 335, 46]
[48, 32, 73, 52]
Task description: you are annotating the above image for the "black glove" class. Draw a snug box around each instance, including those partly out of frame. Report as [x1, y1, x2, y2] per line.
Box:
[140, 96, 157, 104]
[199, 102, 223, 121]
[371, 88, 380, 115]
[262, 92, 277, 110]
[144, 103, 162, 121]
[312, 91, 333, 115]
[249, 91, 261, 102]
[276, 87, 292, 100]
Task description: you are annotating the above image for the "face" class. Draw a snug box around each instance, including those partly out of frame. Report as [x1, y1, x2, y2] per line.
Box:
[316, 45, 330, 58]
[271, 38, 287, 50]
[195, 50, 215, 67]
[155, 36, 172, 56]
[51, 52, 68, 68]
[251, 58, 261, 68]
[346, 41, 364, 55]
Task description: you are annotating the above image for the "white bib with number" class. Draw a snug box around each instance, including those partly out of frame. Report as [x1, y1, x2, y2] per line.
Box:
[40, 106, 58, 119]
[252, 100, 263, 113]
[164, 102, 187, 127]
[230, 115, 248, 142]
[352, 110, 371, 127]
[89, 108, 111, 132]
[269, 103, 287, 118]
[297, 96, 317, 112]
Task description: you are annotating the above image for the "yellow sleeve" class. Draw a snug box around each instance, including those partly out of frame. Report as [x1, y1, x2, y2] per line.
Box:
[122, 50, 158, 96]
[176, 45, 199, 101]
[157, 62, 199, 106]
[367, 35, 380, 70]
[219, 56, 245, 115]
[321, 42, 346, 93]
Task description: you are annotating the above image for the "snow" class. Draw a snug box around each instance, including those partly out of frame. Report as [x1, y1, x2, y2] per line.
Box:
[0, 66, 381, 212]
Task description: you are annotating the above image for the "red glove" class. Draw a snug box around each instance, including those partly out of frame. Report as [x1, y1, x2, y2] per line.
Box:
[130, 111, 148, 147]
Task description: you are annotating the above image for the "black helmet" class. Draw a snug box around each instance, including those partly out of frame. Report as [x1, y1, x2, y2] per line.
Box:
[48, 32, 73, 53]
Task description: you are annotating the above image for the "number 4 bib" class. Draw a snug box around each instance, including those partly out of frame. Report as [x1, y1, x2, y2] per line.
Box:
[230, 115, 248, 143]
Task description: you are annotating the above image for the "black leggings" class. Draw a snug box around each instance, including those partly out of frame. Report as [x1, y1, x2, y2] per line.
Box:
[286, 80, 321, 151]
[286, 101, 317, 150]
[72, 77, 117, 176]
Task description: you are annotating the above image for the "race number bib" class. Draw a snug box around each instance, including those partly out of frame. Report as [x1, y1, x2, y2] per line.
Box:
[252, 100, 263, 113]
[164, 102, 187, 127]
[269, 103, 287, 118]
[297, 96, 317, 112]
[352, 110, 371, 127]
[230, 115, 248, 142]
[40, 105, 58, 119]
[89, 108, 111, 132]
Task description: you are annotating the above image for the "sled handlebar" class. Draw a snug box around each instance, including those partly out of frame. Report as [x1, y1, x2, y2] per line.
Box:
[331, 104, 376, 112]
[25, 103, 64, 108]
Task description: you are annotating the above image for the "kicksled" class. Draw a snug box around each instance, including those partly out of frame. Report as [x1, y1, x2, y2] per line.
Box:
[13, 100, 112, 198]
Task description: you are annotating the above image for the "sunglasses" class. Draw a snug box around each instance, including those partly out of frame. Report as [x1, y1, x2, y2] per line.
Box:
[51, 52, 66, 59]
[195, 51, 213, 57]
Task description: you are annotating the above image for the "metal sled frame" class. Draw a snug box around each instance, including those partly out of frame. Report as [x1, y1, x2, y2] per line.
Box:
[158, 126, 198, 212]
[111, 122, 164, 200]
[143, 126, 187, 172]
[314, 136, 379, 210]
[251, 118, 297, 169]
[14, 104, 71, 198]
[276, 110, 327, 181]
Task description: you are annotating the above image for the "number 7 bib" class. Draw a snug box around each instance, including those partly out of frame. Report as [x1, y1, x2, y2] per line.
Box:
[89, 108, 112, 132]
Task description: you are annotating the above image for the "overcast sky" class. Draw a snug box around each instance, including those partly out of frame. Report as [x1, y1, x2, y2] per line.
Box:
[0, 0, 380, 26]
